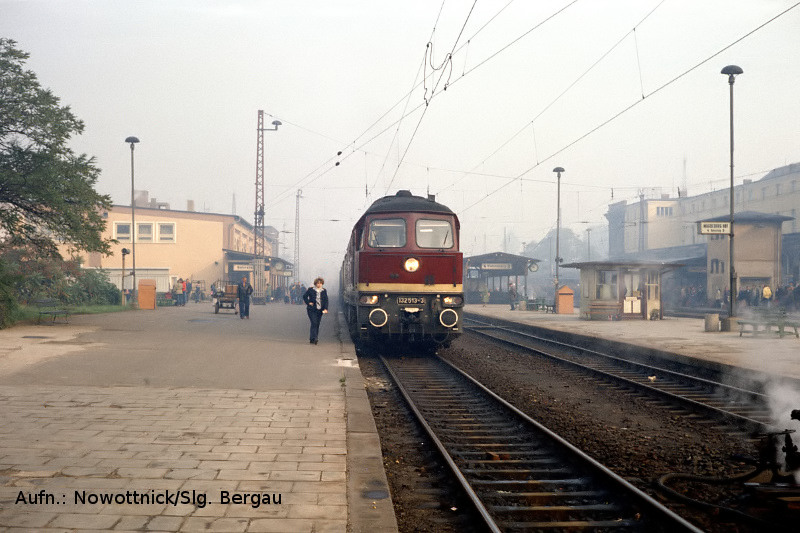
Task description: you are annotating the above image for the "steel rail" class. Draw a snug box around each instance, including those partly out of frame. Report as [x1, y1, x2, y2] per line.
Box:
[463, 315, 777, 434]
[380, 354, 703, 532]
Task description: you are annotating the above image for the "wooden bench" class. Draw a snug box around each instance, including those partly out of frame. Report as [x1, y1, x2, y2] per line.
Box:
[588, 301, 621, 321]
[34, 298, 70, 324]
[739, 310, 800, 339]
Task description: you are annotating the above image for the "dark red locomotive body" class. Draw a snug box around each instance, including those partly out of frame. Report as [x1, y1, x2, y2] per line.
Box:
[341, 191, 463, 348]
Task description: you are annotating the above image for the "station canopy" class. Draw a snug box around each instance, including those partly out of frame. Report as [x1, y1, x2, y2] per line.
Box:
[561, 260, 684, 272]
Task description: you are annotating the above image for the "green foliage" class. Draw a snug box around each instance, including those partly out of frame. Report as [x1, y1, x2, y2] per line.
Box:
[0, 244, 120, 327]
[65, 268, 121, 306]
[0, 259, 21, 327]
[0, 38, 112, 257]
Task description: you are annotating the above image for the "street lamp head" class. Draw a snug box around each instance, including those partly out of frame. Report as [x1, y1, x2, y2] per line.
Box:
[721, 65, 743, 76]
[271, 120, 282, 127]
[125, 136, 140, 144]
[721, 65, 743, 84]
[553, 166, 564, 174]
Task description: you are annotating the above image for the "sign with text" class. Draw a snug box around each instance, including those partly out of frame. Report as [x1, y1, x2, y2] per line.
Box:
[481, 262, 513, 270]
[698, 221, 731, 235]
[232, 264, 254, 271]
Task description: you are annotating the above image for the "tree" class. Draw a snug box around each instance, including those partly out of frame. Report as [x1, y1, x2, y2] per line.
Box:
[0, 38, 111, 257]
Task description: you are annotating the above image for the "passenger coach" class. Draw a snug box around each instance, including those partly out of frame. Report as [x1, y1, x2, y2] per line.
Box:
[341, 190, 463, 349]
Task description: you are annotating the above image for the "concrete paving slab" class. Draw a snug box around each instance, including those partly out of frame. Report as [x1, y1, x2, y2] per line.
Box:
[0, 302, 398, 532]
[466, 304, 800, 381]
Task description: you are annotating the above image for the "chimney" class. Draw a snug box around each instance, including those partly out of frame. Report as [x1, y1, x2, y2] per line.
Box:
[187, 200, 195, 212]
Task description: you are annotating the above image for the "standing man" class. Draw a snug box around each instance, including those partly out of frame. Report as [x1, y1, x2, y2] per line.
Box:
[238, 276, 253, 319]
[508, 282, 517, 311]
[302, 277, 328, 344]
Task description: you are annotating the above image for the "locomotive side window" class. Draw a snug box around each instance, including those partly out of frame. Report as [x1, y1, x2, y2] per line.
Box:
[368, 219, 406, 247]
[416, 219, 453, 248]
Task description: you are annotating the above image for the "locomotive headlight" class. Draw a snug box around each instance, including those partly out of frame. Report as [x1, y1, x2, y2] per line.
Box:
[359, 295, 379, 305]
[442, 296, 463, 306]
[404, 257, 420, 272]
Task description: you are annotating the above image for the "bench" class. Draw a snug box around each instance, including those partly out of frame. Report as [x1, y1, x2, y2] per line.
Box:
[588, 301, 621, 321]
[739, 310, 800, 339]
[34, 298, 70, 324]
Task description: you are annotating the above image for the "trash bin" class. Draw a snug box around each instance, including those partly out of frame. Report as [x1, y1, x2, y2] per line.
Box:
[518, 299, 527, 311]
[138, 279, 157, 310]
[556, 286, 574, 314]
[704, 313, 720, 332]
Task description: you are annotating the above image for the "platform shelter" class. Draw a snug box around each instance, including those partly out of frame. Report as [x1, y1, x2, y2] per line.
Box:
[463, 252, 540, 304]
[562, 260, 683, 320]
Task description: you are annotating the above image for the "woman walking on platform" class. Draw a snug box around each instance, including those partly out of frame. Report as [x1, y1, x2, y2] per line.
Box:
[303, 277, 328, 344]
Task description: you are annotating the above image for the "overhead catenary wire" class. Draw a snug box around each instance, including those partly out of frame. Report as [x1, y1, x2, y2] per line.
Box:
[457, 1, 800, 215]
[281, 0, 572, 204]
[383, 0, 479, 195]
[436, 0, 664, 196]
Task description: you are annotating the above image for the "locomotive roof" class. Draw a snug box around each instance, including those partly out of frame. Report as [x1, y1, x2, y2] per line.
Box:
[364, 190, 455, 215]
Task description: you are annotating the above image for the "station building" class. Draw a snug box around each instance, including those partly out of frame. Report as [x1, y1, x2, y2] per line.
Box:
[605, 162, 800, 304]
[65, 192, 293, 297]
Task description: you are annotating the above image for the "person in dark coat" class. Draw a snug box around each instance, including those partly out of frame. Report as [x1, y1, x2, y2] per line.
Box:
[237, 276, 253, 319]
[302, 277, 328, 344]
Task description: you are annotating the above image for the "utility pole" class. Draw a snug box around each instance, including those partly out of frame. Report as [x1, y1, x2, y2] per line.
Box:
[254, 110, 281, 257]
[638, 190, 646, 253]
[294, 189, 302, 283]
[586, 228, 592, 260]
[253, 110, 281, 303]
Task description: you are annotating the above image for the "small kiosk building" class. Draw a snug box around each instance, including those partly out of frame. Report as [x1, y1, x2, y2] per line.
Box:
[463, 252, 540, 304]
[562, 260, 683, 320]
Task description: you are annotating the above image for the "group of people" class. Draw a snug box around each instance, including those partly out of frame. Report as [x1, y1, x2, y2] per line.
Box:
[289, 282, 307, 304]
[171, 277, 193, 306]
[737, 283, 800, 310]
[234, 276, 329, 344]
[672, 282, 800, 311]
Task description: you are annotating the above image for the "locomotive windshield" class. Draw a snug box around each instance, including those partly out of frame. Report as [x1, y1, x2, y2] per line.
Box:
[368, 219, 406, 247]
[416, 219, 454, 248]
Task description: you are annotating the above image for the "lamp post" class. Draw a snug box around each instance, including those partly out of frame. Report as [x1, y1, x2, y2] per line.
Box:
[586, 228, 592, 261]
[125, 136, 140, 305]
[721, 65, 742, 319]
[553, 167, 564, 311]
[120, 248, 130, 305]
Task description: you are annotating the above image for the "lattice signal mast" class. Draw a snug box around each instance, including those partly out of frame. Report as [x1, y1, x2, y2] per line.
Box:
[253, 110, 281, 257]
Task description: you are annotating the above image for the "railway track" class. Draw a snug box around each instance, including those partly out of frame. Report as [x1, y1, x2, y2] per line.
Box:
[463, 314, 780, 434]
[380, 354, 702, 532]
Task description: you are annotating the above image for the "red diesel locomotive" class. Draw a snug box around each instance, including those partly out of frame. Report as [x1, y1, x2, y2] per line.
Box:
[340, 190, 464, 349]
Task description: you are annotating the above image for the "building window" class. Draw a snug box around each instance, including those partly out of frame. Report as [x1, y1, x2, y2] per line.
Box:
[761, 187, 766, 200]
[720, 261, 725, 274]
[646, 271, 659, 300]
[137, 223, 153, 242]
[115, 222, 131, 242]
[158, 223, 175, 243]
[776, 184, 781, 195]
[596, 270, 618, 300]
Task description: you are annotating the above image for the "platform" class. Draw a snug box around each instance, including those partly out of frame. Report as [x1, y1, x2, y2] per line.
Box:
[465, 304, 800, 382]
[0, 302, 397, 532]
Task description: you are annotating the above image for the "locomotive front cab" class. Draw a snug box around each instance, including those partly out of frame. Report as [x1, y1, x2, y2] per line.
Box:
[351, 195, 464, 346]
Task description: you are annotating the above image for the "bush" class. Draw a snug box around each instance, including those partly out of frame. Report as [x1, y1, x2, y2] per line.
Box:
[0, 259, 21, 328]
[65, 269, 121, 306]
[0, 245, 121, 327]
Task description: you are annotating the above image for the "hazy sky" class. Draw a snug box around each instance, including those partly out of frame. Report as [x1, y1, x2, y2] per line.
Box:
[3, 0, 799, 282]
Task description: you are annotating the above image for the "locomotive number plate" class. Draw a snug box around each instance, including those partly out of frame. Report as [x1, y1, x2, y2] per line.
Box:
[398, 297, 425, 305]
